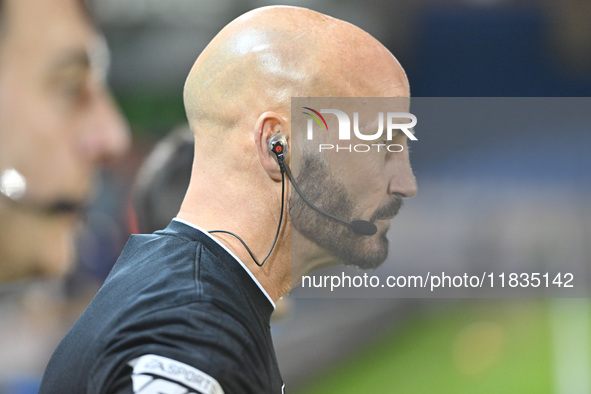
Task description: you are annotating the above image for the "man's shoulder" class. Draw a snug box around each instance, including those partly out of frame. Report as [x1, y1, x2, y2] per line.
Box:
[40, 222, 283, 393]
[110, 222, 233, 281]
[87, 300, 260, 388]
[115, 226, 198, 268]
[41, 300, 265, 394]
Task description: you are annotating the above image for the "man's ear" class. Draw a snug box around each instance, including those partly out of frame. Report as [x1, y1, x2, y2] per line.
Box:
[254, 112, 288, 181]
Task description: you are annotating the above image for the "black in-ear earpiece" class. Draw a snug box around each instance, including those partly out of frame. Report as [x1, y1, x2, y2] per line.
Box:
[267, 133, 288, 161]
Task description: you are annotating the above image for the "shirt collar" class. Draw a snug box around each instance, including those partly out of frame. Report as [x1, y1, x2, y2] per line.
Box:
[172, 218, 276, 310]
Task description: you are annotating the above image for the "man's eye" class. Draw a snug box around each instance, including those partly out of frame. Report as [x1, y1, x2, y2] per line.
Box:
[60, 81, 84, 97]
[58, 78, 92, 106]
[51, 67, 91, 104]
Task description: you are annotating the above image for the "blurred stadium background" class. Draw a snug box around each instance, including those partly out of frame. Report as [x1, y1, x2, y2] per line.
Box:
[1, 0, 590, 393]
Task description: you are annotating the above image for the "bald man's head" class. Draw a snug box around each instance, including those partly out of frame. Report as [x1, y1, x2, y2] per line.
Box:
[183, 6, 409, 136]
[178, 6, 416, 283]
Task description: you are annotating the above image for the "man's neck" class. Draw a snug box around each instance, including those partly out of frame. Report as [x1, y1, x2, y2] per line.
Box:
[176, 210, 291, 303]
[289, 229, 338, 288]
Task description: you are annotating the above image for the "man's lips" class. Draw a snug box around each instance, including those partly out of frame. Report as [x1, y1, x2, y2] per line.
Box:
[46, 199, 87, 215]
[1, 168, 90, 216]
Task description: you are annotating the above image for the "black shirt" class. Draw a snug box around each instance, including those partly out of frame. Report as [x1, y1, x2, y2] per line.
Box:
[40, 220, 284, 393]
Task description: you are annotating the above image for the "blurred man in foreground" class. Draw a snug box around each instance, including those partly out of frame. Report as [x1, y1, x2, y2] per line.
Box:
[0, 0, 130, 282]
[41, 6, 416, 393]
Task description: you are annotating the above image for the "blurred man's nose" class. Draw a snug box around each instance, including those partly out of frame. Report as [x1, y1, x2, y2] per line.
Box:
[82, 86, 130, 164]
[387, 154, 417, 198]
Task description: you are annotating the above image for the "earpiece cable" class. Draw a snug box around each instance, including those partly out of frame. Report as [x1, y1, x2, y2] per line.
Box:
[209, 166, 285, 267]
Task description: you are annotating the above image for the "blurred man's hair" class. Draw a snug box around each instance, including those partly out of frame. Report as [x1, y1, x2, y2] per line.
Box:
[132, 126, 194, 233]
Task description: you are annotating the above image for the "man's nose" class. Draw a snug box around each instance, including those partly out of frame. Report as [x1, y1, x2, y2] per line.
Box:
[387, 152, 417, 198]
[81, 86, 130, 164]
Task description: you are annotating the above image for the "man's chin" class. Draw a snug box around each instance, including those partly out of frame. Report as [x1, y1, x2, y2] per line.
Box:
[0, 202, 79, 283]
[342, 253, 388, 270]
[26, 217, 77, 280]
[0, 247, 74, 283]
[40, 221, 77, 277]
[339, 232, 389, 270]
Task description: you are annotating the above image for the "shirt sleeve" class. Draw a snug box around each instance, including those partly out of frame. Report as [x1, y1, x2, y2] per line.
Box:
[87, 302, 270, 394]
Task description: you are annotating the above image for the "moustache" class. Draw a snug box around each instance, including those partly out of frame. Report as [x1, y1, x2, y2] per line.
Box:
[371, 194, 403, 222]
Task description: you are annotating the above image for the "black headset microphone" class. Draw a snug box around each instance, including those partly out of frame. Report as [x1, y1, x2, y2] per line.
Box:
[267, 133, 377, 237]
[208, 133, 377, 268]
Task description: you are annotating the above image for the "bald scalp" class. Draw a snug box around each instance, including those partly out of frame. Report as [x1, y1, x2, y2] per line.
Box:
[183, 6, 408, 139]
